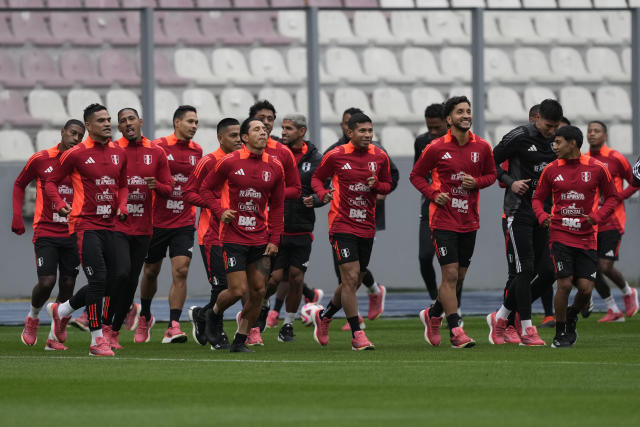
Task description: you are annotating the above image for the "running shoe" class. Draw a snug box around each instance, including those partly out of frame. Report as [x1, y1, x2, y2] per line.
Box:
[205, 308, 224, 346]
[46, 302, 71, 343]
[539, 315, 556, 328]
[210, 331, 230, 351]
[520, 326, 545, 346]
[257, 304, 270, 332]
[89, 336, 115, 357]
[246, 327, 263, 346]
[551, 333, 572, 348]
[566, 314, 578, 345]
[367, 285, 386, 320]
[188, 306, 207, 345]
[277, 323, 295, 343]
[266, 310, 279, 328]
[124, 303, 141, 331]
[504, 325, 522, 344]
[340, 315, 365, 331]
[71, 311, 90, 332]
[101, 324, 123, 350]
[419, 307, 442, 346]
[623, 288, 638, 318]
[580, 295, 594, 318]
[486, 312, 507, 345]
[162, 321, 187, 343]
[598, 309, 625, 323]
[45, 338, 68, 351]
[312, 310, 331, 346]
[230, 342, 254, 353]
[21, 316, 39, 346]
[351, 330, 375, 351]
[133, 314, 155, 343]
[450, 327, 476, 348]
[304, 288, 324, 304]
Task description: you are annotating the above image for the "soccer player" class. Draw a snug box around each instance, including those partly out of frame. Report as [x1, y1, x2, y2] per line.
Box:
[135, 105, 203, 344]
[200, 118, 285, 353]
[184, 118, 242, 349]
[533, 125, 620, 348]
[262, 114, 324, 342]
[413, 103, 448, 301]
[44, 103, 128, 357]
[310, 112, 392, 351]
[488, 99, 563, 346]
[97, 108, 173, 348]
[13, 119, 85, 350]
[584, 121, 638, 322]
[410, 96, 496, 349]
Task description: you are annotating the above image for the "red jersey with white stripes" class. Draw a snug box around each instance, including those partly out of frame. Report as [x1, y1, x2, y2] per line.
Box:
[200, 146, 285, 246]
[153, 133, 203, 229]
[13, 145, 73, 242]
[533, 155, 620, 250]
[183, 148, 228, 247]
[311, 141, 392, 238]
[410, 130, 496, 233]
[113, 137, 173, 236]
[44, 137, 128, 233]
[585, 145, 638, 233]
[266, 137, 301, 200]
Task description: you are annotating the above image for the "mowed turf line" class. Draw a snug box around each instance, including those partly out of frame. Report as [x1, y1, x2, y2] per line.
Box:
[1, 316, 638, 427]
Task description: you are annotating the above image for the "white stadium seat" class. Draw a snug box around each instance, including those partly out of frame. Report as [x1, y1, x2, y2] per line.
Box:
[219, 88, 255, 120]
[440, 47, 472, 82]
[485, 48, 527, 83]
[36, 130, 62, 152]
[425, 12, 469, 45]
[379, 126, 415, 157]
[155, 89, 179, 126]
[372, 87, 417, 123]
[106, 89, 142, 119]
[174, 48, 224, 85]
[559, 86, 601, 121]
[533, 12, 584, 45]
[450, 0, 484, 6]
[484, 13, 508, 46]
[296, 88, 339, 124]
[496, 12, 540, 45]
[569, 12, 616, 45]
[608, 124, 632, 155]
[486, 87, 528, 122]
[488, 0, 520, 6]
[549, 47, 600, 83]
[380, 0, 414, 7]
[258, 88, 296, 125]
[212, 48, 262, 85]
[514, 48, 564, 83]
[558, 0, 590, 7]
[586, 48, 629, 83]
[410, 87, 445, 117]
[593, 0, 626, 7]
[448, 86, 472, 102]
[522, 0, 555, 7]
[67, 89, 102, 123]
[318, 11, 365, 45]
[334, 88, 373, 121]
[324, 48, 377, 84]
[390, 12, 433, 45]
[249, 48, 298, 85]
[523, 86, 557, 109]
[362, 48, 413, 84]
[0, 130, 34, 160]
[604, 12, 631, 43]
[415, 0, 448, 6]
[492, 124, 518, 146]
[182, 89, 223, 125]
[318, 127, 339, 153]
[277, 11, 305, 42]
[193, 128, 218, 154]
[353, 11, 402, 45]
[622, 47, 631, 76]
[28, 90, 68, 125]
[287, 47, 338, 84]
[595, 86, 631, 121]
[402, 47, 452, 83]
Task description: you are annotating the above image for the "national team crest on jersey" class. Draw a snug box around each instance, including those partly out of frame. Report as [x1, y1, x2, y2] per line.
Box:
[301, 162, 311, 172]
[368, 162, 377, 172]
[189, 155, 197, 166]
[262, 171, 271, 182]
[341, 248, 350, 258]
[111, 155, 120, 165]
[143, 154, 152, 165]
[581, 171, 591, 182]
[471, 152, 480, 163]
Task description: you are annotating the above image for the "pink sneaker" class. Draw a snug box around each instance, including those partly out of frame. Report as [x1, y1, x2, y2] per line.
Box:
[486, 312, 507, 345]
[305, 288, 324, 304]
[419, 307, 442, 346]
[312, 310, 331, 346]
[246, 327, 264, 346]
[71, 311, 90, 332]
[598, 309, 625, 323]
[367, 285, 386, 320]
[504, 325, 522, 344]
[21, 316, 39, 346]
[124, 303, 141, 331]
[266, 310, 279, 328]
[89, 336, 115, 357]
[351, 330, 375, 351]
[340, 315, 365, 331]
[46, 302, 71, 343]
[134, 314, 155, 343]
[102, 324, 123, 350]
[623, 288, 638, 317]
[520, 326, 545, 346]
[450, 326, 476, 348]
[45, 338, 68, 351]
[162, 320, 187, 343]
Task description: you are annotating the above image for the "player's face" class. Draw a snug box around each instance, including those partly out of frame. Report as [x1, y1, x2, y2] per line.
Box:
[348, 121, 373, 149]
[254, 108, 275, 136]
[86, 109, 112, 141]
[218, 124, 242, 153]
[60, 124, 85, 150]
[340, 113, 351, 138]
[426, 117, 447, 138]
[446, 102, 472, 132]
[242, 120, 268, 151]
[587, 123, 607, 149]
[118, 109, 143, 142]
[281, 120, 305, 145]
[553, 136, 575, 159]
[174, 111, 198, 140]
[535, 115, 560, 139]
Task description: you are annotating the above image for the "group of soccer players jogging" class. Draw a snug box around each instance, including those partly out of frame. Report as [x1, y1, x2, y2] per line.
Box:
[12, 93, 640, 355]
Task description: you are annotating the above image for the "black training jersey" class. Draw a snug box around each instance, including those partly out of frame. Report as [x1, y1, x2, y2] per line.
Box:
[633, 155, 640, 187]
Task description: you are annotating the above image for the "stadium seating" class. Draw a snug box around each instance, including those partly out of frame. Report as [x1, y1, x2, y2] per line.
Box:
[182, 88, 223, 125]
[60, 51, 110, 87]
[324, 48, 377, 84]
[389, 12, 433, 45]
[98, 51, 141, 86]
[106, 89, 143, 118]
[277, 11, 306, 42]
[287, 47, 339, 84]
[372, 87, 417, 123]
[401, 47, 452, 83]
[353, 11, 404, 45]
[361, 47, 414, 84]
[174, 48, 224, 85]
[426, 11, 469, 44]
[194, 127, 219, 154]
[410, 87, 445, 117]
[514, 48, 564, 83]
[379, 126, 415, 157]
[485, 48, 527, 83]
[219, 88, 255, 119]
[295, 88, 340, 124]
[36, 129, 63, 152]
[212, 48, 261, 84]
[318, 11, 366, 45]
[586, 48, 629, 83]
[0, 130, 35, 161]
[239, 12, 291, 45]
[440, 48, 472, 83]
[155, 89, 180, 125]
[49, 11, 102, 47]
[67, 89, 102, 122]
[486, 87, 528, 122]
[608, 124, 632, 154]
[28, 90, 69, 125]
[559, 86, 601, 121]
[147, 52, 189, 86]
[320, 127, 339, 153]
[200, 12, 253, 45]
[596, 86, 631, 121]
[549, 47, 600, 84]
[334, 88, 373, 121]
[523, 86, 556, 109]
[258, 88, 297, 125]
[0, 53, 35, 88]
[249, 48, 300, 84]
[21, 51, 70, 88]
[532, 12, 583, 45]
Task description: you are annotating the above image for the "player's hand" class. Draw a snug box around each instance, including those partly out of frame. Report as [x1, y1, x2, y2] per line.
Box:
[511, 179, 531, 196]
[11, 217, 25, 235]
[434, 192, 450, 207]
[59, 204, 72, 217]
[302, 195, 314, 207]
[541, 215, 551, 228]
[144, 177, 157, 189]
[221, 209, 237, 224]
[366, 173, 377, 187]
[264, 243, 278, 256]
[116, 208, 127, 221]
[583, 215, 596, 225]
[322, 189, 335, 204]
[376, 194, 387, 201]
[461, 173, 477, 190]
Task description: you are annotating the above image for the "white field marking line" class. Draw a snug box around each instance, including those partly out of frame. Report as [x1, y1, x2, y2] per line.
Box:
[1, 355, 639, 368]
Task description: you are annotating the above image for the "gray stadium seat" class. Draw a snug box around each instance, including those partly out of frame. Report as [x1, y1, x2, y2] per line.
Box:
[182, 89, 223, 125]
[196, 0, 232, 6]
[60, 51, 109, 87]
[372, 88, 417, 123]
[249, 48, 300, 84]
[28, 90, 70, 125]
[212, 48, 262, 84]
[10, 12, 63, 46]
[86, 3, 137, 46]
[277, 11, 305, 42]
[608, 124, 632, 155]
[559, 86, 601, 121]
[145, 52, 189, 86]
[493, 124, 518, 146]
[162, 12, 211, 45]
[410, 87, 445, 117]
[106, 89, 142, 118]
[496, 12, 540, 45]
[0, 130, 35, 161]
[362, 47, 414, 84]
[158, 0, 196, 6]
[486, 87, 527, 122]
[425, 11, 469, 45]
[194, 128, 219, 154]
[569, 12, 616, 46]
[334, 88, 373, 121]
[440, 47, 472, 83]
[200, 12, 252, 45]
[586, 48, 629, 83]
[402, 47, 452, 83]
[379, 126, 415, 157]
[415, 0, 448, 6]
[593, 0, 627, 6]
[219, 88, 255, 119]
[320, 127, 339, 153]
[122, 8, 173, 47]
[49, 11, 101, 46]
[450, 0, 484, 6]
[485, 48, 527, 83]
[353, 11, 403, 46]
[67, 89, 102, 122]
[287, 47, 338, 84]
[380, 0, 414, 7]
[558, 0, 591, 7]
[296, 88, 339, 124]
[622, 47, 630, 76]
[522, 0, 556, 6]
[36, 130, 62, 152]
[603, 11, 630, 44]
[258, 88, 296, 124]
[21, 51, 70, 88]
[488, 0, 520, 6]
[318, 11, 366, 45]
[448, 86, 472, 102]
[532, 12, 583, 45]
[271, 0, 306, 6]
[389, 12, 433, 45]
[523, 86, 556, 109]
[514, 48, 564, 83]
[0, 90, 44, 126]
[344, 0, 379, 7]
[550, 47, 600, 83]
[325, 47, 377, 84]
[174, 48, 224, 85]
[596, 86, 631, 121]
[235, 0, 268, 6]
[484, 13, 508, 46]
[155, 89, 180, 126]
[0, 52, 34, 88]
[0, 13, 21, 46]
[238, 12, 291, 45]
[98, 50, 140, 86]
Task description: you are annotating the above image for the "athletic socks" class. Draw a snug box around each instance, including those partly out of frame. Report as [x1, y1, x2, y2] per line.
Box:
[555, 321, 566, 337]
[284, 312, 296, 325]
[140, 298, 152, 320]
[347, 316, 361, 336]
[233, 333, 247, 345]
[28, 305, 41, 319]
[90, 328, 103, 346]
[446, 313, 461, 331]
[57, 301, 74, 318]
[274, 298, 284, 314]
[430, 300, 444, 318]
[367, 282, 381, 295]
[496, 305, 511, 320]
[320, 301, 340, 319]
[521, 319, 533, 335]
[604, 296, 621, 313]
[302, 285, 315, 301]
[169, 309, 181, 324]
[622, 282, 633, 296]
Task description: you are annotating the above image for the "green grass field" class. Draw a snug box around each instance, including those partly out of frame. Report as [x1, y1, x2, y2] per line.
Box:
[1, 316, 639, 427]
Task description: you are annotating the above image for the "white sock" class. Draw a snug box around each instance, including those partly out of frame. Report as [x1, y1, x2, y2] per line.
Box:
[48, 329, 56, 341]
[604, 296, 621, 313]
[496, 305, 511, 320]
[367, 282, 380, 294]
[622, 282, 633, 296]
[28, 305, 41, 319]
[521, 319, 533, 335]
[457, 308, 462, 317]
[284, 312, 296, 325]
[57, 301, 74, 318]
[90, 329, 103, 346]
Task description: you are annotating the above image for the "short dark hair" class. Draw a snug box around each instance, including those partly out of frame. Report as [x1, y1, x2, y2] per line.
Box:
[347, 112, 372, 130]
[117, 107, 139, 120]
[560, 116, 571, 126]
[249, 100, 276, 118]
[528, 104, 540, 118]
[64, 119, 85, 130]
[425, 103, 445, 119]
[173, 105, 197, 122]
[588, 120, 607, 133]
[538, 99, 563, 121]
[240, 117, 263, 136]
[343, 107, 363, 118]
[443, 96, 471, 118]
[217, 117, 240, 134]
[555, 125, 583, 148]
[83, 103, 107, 122]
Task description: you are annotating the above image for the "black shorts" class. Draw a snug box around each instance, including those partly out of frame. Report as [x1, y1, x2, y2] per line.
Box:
[431, 229, 477, 268]
[200, 244, 228, 288]
[273, 234, 313, 272]
[330, 233, 374, 272]
[597, 230, 622, 261]
[145, 225, 195, 263]
[33, 236, 80, 278]
[222, 243, 268, 274]
[550, 242, 597, 280]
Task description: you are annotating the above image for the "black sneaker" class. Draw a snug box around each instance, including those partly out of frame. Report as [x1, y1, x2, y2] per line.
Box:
[278, 323, 295, 343]
[211, 331, 230, 350]
[205, 308, 225, 346]
[551, 333, 573, 348]
[188, 306, 207, 346]
[256, 304, 270, 332]
[230, 342, 254, 353]
[580, 296, 594, 318]
[566, 315, 578, 345]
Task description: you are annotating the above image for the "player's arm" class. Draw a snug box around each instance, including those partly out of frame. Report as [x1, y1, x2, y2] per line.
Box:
[475, 144, 497, 189]
[268, 165, 286, 246]
[589, 166, 622, 225]
[616, 152, 639, 199]
[11, 154, 40, 234]
[532, 165, 552, 226]
[149, 150, 173, 197]
[44, 150, 74, 214]
[492, 129, 521, 188]
[183, 158, 210, 208]
[409, 144, 439, 201]
[311, 151, 335, 203]
[370, 152, 393, 195]
[200, 158, 229, 219]
[283, 148, 302, 200]
[116, 155, 129, 219]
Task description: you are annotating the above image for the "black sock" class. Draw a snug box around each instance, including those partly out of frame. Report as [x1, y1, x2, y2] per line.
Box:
[274, 298, 284, 313]
[430, 300, 444, 317]
[362, 269, 374, 288]
[507, 311, 516, 326]
[556, 321, 566, 336]
[446, 313, 461, 331]
[69, 285, 88, 310]
[140, 298, 152, 320]
[320, 301, 340, 319]
[567, 306, 579, 320]
[302, 284, 315, 300]
[233, 333, 247, 345]
[169, 309, 181, 323]
[347, 316, 361, 336]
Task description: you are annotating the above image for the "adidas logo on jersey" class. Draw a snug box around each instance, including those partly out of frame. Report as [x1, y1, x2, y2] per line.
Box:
[554, 174, 564, 182]
[85, 157, 96, 164]
[605, 250, 615, 257]
[44, 166, 53, 173]
[442, 152, 452, 160]
[167, 154, 174, 161]
[341, 163, 352, 170]
[528, 145, 537, 152]
[234, 168, 246, 175]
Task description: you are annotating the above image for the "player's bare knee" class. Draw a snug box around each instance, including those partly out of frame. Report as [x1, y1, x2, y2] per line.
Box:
[37, 275, 57, 291]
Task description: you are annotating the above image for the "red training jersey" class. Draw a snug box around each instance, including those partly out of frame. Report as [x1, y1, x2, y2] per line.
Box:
[311, 141, 392, 239]
[410, 130, 496, 233]
[585, 145, 638, 233]
[44, 137, 128, 234]
[532, 155, 620, 250]
[13, 145, 74, 242]
[200, 146, 285, 246]
[152, 133, 203, 229]
[114, 137, 173, 236]
[266, 137, 301, 200]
